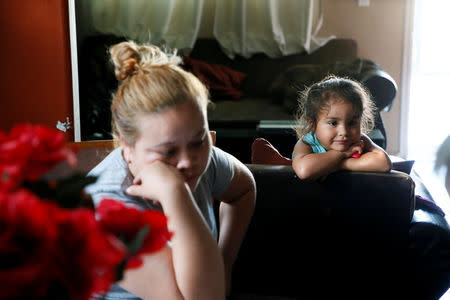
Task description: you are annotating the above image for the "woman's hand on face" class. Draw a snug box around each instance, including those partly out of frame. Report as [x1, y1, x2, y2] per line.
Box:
[126, 160, 187, 204]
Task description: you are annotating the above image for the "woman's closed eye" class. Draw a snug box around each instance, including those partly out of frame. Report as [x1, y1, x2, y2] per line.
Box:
[159, 148, 177, 157]
[190, 137, 205, 148]
[157, 139, 204, 157]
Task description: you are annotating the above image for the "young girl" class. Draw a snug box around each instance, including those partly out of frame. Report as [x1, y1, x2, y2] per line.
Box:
[292, 75, 392, 181]
[86, 41, 256, 300]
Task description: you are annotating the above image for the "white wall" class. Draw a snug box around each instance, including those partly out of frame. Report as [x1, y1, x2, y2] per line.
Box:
[319, 0, 406, 155]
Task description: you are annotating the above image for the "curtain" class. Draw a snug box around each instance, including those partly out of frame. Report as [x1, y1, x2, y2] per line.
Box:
[213, 0, 335, 58]
[76, 0, 204, 50]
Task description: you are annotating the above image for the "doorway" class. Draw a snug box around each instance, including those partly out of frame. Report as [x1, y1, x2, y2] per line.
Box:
[406, 0, 450, 223]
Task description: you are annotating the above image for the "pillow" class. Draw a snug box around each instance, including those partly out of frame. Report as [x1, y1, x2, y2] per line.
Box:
[251, 137, 415, 174]
[390, 156, 415, 175]
[182, 56, 247, 100]
[251, 138, 292, 166]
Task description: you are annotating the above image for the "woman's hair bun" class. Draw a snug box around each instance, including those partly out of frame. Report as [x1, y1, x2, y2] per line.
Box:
[116, 58, 139, 81]
[109, 41, 141, 81]
[110, 41, 182, 81]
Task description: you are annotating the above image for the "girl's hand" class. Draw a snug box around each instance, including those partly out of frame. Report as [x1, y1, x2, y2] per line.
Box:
[126, 160, 186, 206]
[340, 134, 392, 172]
[344, 139, 364, 158]
[293, 140, 347, 180]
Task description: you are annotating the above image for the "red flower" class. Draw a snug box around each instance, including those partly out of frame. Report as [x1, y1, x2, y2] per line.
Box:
[0, 124, 77, 189]
[97, 199, 173, 268]
[0, 189, 59, 299]
[0, 164, 22, 191]
[53, 208, 126, 300]
[0, 124, 172, 299]
[0, 189, 126, 300]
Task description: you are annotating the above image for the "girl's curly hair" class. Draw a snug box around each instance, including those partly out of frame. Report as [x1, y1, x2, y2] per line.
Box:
[294, 75, 376, 138]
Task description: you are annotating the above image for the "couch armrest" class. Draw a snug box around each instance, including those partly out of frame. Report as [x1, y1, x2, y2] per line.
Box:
[408, 169, 450, 298]
[360, 68, 397, 112]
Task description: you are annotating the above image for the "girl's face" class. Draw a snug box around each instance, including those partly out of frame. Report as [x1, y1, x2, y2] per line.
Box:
[123, 101, 211, 191]
[312, 97, 361, 152]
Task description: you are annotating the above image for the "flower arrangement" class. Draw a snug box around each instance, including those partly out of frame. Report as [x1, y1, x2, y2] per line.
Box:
[0, 124, 172, 300]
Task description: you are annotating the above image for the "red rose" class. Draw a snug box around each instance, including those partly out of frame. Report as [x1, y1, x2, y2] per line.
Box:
[0, 189, 60, 298]
[0, 123, 171, 300]
[0, 189, 126, 300]
[97, 199, 173, 269]
[53, 208, 126, 300]
[0, 124, 78, 189]
[0, 129, 6, 140]
[0, 164, 23, 191]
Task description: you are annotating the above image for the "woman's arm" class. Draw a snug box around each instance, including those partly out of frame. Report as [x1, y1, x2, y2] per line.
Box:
[340, 134, 392, 172]
[292, 140, 347, 180]
[216, 155, 256, 294]
[124, 161, 225, 300]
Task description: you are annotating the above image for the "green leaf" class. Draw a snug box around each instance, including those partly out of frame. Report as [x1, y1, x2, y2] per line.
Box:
[127, 225, 150, 255]
[23, 180, 55, 200]
[24, 173, 98, 210]
[54, 174, 98, 209]
[114, 225, 150, 282]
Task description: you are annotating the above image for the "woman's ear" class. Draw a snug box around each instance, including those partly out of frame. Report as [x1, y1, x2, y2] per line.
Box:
[120, 136, 133, 164]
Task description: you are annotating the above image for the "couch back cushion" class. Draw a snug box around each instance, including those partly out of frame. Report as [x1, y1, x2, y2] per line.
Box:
[189, 38, 358, 97]
[251, 137, 415, 174]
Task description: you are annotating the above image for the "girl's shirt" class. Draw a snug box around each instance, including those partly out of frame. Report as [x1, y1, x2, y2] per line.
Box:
[300, 132, 327, 154]
[85, 146, 234, 240]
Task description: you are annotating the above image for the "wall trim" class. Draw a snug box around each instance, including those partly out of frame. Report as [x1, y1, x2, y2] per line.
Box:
[398, 0, 415, 158]
[68, 0, 81, 142]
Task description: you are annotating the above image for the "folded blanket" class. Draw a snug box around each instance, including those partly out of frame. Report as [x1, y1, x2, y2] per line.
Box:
[415, 195, 446, 216]
[182, 56, 247, 100]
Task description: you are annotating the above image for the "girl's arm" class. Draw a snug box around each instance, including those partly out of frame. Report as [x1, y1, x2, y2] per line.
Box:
[292, 140, 347, 180]
[216, 155, 256, 295]
[123, 161, 225, 300]
[340, 134, 392, 172]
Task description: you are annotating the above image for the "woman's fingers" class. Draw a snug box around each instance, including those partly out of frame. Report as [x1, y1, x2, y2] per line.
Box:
[126, 184, 141, 197]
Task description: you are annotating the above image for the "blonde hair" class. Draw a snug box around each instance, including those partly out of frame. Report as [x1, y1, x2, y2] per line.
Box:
[294, 75, 375, 138]
[109, 41, 209, 145]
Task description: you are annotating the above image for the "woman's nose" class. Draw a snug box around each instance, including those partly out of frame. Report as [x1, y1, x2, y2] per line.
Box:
[176, 151, 195, 169]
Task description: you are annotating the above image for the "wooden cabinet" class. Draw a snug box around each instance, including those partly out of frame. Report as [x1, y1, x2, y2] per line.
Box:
[0, 0, 74, 141]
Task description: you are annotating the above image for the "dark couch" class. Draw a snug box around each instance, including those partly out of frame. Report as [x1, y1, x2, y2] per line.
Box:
[188, 38, 397, 162]
[47, 142, 450, 300]
[229, 165, 450, 300]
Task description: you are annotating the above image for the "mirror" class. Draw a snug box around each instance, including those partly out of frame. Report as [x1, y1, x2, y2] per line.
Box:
[69, 0, 207, 141]
[68, 0, 325, 147]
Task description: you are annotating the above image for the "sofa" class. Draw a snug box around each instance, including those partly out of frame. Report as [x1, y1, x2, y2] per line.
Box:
[46, 141, 450, 300]
[229, 165, 450, 300]
[187, 38, 398, 162]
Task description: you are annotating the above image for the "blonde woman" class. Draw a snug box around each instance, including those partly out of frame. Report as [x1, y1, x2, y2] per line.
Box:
[86, 41, 256, 300]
